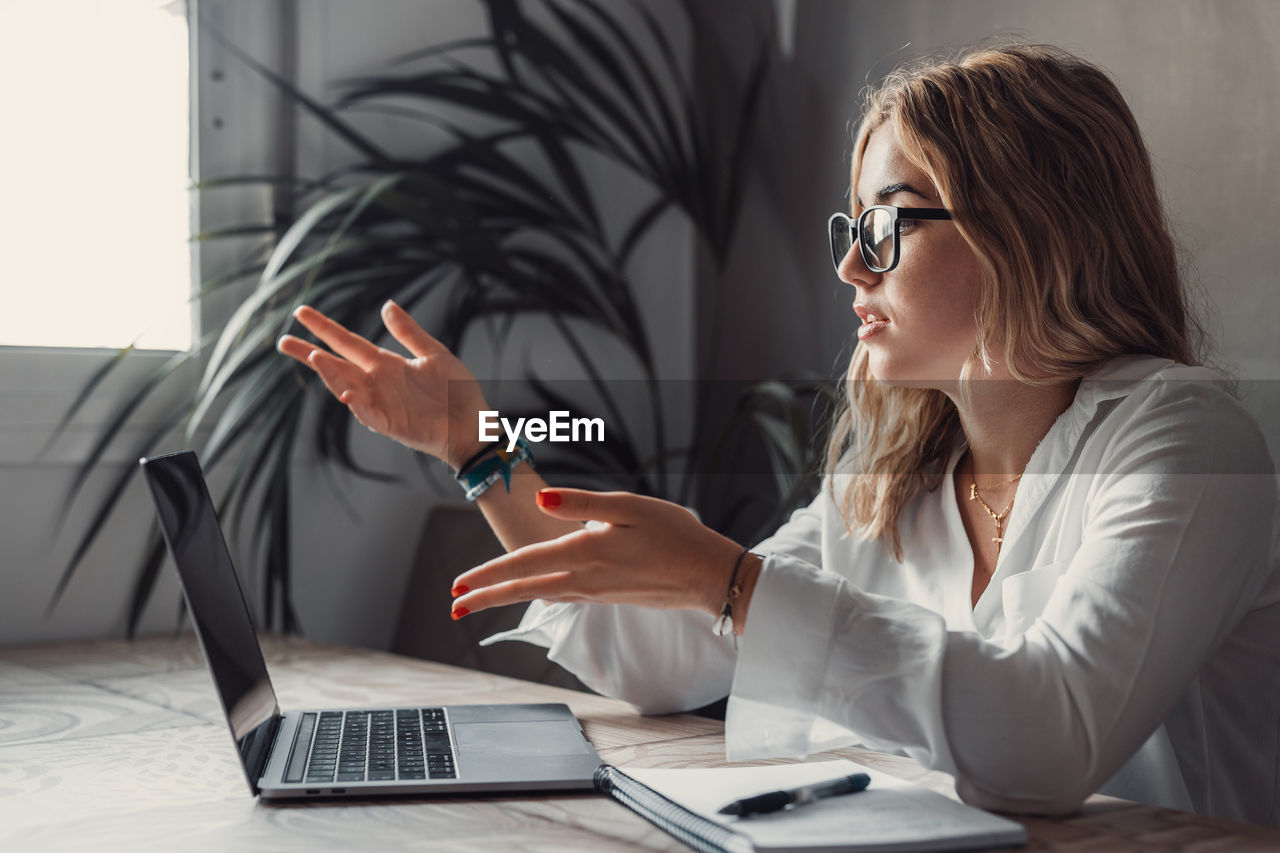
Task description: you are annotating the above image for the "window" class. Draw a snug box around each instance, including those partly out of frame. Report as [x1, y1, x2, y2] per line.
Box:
[0, 0, 191, 351]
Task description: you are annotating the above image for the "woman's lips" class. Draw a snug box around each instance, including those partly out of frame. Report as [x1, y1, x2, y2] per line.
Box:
[857, 309, 891, 341]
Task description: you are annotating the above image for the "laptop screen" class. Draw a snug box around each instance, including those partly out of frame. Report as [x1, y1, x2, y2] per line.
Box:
[141, 450, 280, 793]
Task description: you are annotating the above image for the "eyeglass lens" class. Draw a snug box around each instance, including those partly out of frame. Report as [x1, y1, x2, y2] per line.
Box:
[829, 216, 853, 270]
[830, 209, 895, 273]
[861, 209, 894, 272]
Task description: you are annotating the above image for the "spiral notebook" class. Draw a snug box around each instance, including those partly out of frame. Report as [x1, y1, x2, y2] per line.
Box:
[594, 759, 1028, 853]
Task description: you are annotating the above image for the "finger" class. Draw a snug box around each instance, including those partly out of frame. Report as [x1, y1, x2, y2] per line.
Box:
[276, 333, 320, 366]
[451, 571, 577, 617]
[340, 388, 382, 431]
[381, 300, 446, 359]
[533, 488, 662, 526]
[307, 348, 368, 401]
[292, 305, 382, 370]
[452, 531, 593, 595]
[279, 334, 373, 408]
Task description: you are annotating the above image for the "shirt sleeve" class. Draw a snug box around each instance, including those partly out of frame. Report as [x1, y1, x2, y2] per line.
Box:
[748, 487, 829, 569]
[727, 381, 1277, 815]
[482, 599, 737, 713]
[479, 491, 833, 714]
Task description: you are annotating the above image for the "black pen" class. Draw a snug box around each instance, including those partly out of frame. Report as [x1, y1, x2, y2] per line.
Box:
[717, 772, 872, 817]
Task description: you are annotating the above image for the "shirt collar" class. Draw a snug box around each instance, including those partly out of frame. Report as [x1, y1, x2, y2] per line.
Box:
[991, 355, 1189, 556]
[1073, 354, 1177, 420]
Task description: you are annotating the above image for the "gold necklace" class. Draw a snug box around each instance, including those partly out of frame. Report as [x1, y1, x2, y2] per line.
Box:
[967, 457, 1023, 547]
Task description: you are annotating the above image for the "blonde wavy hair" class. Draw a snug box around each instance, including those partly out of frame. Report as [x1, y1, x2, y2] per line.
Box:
[826, 43, 1202, 559]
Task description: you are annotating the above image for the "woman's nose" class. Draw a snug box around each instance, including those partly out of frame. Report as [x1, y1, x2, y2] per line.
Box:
[837, 241, 879, 288]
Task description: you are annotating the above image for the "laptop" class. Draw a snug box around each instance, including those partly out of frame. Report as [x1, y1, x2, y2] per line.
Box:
[140, 449, 602, 800]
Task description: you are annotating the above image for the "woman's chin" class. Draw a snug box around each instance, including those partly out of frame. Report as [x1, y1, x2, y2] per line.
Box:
[865, 354, 910, 386]
[866, 359, 954, 390]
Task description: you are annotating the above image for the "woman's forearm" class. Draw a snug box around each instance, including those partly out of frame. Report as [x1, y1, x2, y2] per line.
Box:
[469, 463, 582, 551]
[443, 428, 582, 552]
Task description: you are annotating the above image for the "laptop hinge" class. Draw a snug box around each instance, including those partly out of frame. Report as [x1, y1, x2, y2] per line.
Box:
[251, 712, 285, 794]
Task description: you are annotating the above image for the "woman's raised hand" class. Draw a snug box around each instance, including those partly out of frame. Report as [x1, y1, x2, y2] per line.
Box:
[448, 488, 761, 627]
[277, 301, 488, 467]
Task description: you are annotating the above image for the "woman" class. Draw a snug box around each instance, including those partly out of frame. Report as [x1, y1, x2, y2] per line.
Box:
[277, 44, 1279, 824]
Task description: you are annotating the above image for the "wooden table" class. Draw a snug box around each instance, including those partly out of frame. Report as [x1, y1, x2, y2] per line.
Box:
[2, 636, 1277, 851]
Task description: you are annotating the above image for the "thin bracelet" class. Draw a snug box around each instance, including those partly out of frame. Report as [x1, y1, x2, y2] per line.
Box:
[456, 438, 534, 501]
[712, 546, 752, 644]
[454, 440, 502, 476]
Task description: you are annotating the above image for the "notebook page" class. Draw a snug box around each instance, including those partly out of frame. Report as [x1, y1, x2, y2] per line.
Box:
[624, 759, 1027, 853]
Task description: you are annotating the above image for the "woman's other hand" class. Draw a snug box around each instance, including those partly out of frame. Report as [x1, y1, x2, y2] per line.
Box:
[449, 488, 763, 630]
[277, 301, 489, 468]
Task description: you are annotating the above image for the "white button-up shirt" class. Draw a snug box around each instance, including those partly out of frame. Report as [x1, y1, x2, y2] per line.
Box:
[484, 356, 1280, 824]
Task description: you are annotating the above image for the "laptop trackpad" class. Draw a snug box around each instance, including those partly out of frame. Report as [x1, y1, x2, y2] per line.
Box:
[453, 720, 593, 757]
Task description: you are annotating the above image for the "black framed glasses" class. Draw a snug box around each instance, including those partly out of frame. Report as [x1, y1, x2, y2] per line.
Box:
[828, 205, 952, 273]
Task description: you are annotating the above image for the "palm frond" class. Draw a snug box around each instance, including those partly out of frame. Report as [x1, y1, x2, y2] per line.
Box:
[54, 0, 773, 634]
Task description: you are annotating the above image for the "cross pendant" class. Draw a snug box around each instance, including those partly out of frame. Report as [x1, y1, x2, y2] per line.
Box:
[991, 536, 1004, 545]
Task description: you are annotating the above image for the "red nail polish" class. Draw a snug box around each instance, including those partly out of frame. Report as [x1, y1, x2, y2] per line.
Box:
[451, 585, 469, 597]
[451, 607, 469, 620]
[536, 490, 561, 508]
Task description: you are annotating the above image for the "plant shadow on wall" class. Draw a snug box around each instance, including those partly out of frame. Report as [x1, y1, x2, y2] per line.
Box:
[49, 0, 834, 635]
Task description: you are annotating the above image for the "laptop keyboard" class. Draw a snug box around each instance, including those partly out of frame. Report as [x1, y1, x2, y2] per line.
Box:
[293, 708, 456, 784]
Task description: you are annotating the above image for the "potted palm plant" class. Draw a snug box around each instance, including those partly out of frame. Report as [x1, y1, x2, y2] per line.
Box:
[49, 0, 826, 636]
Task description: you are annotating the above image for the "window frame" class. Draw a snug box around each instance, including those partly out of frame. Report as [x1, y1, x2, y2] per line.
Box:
[0, 0, 290, 466]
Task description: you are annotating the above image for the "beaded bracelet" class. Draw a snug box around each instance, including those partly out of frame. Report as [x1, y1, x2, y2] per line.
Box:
[455, 438, 535, 501]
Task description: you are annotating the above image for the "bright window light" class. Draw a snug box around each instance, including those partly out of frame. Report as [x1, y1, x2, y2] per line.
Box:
[0, 0, 191, 351]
